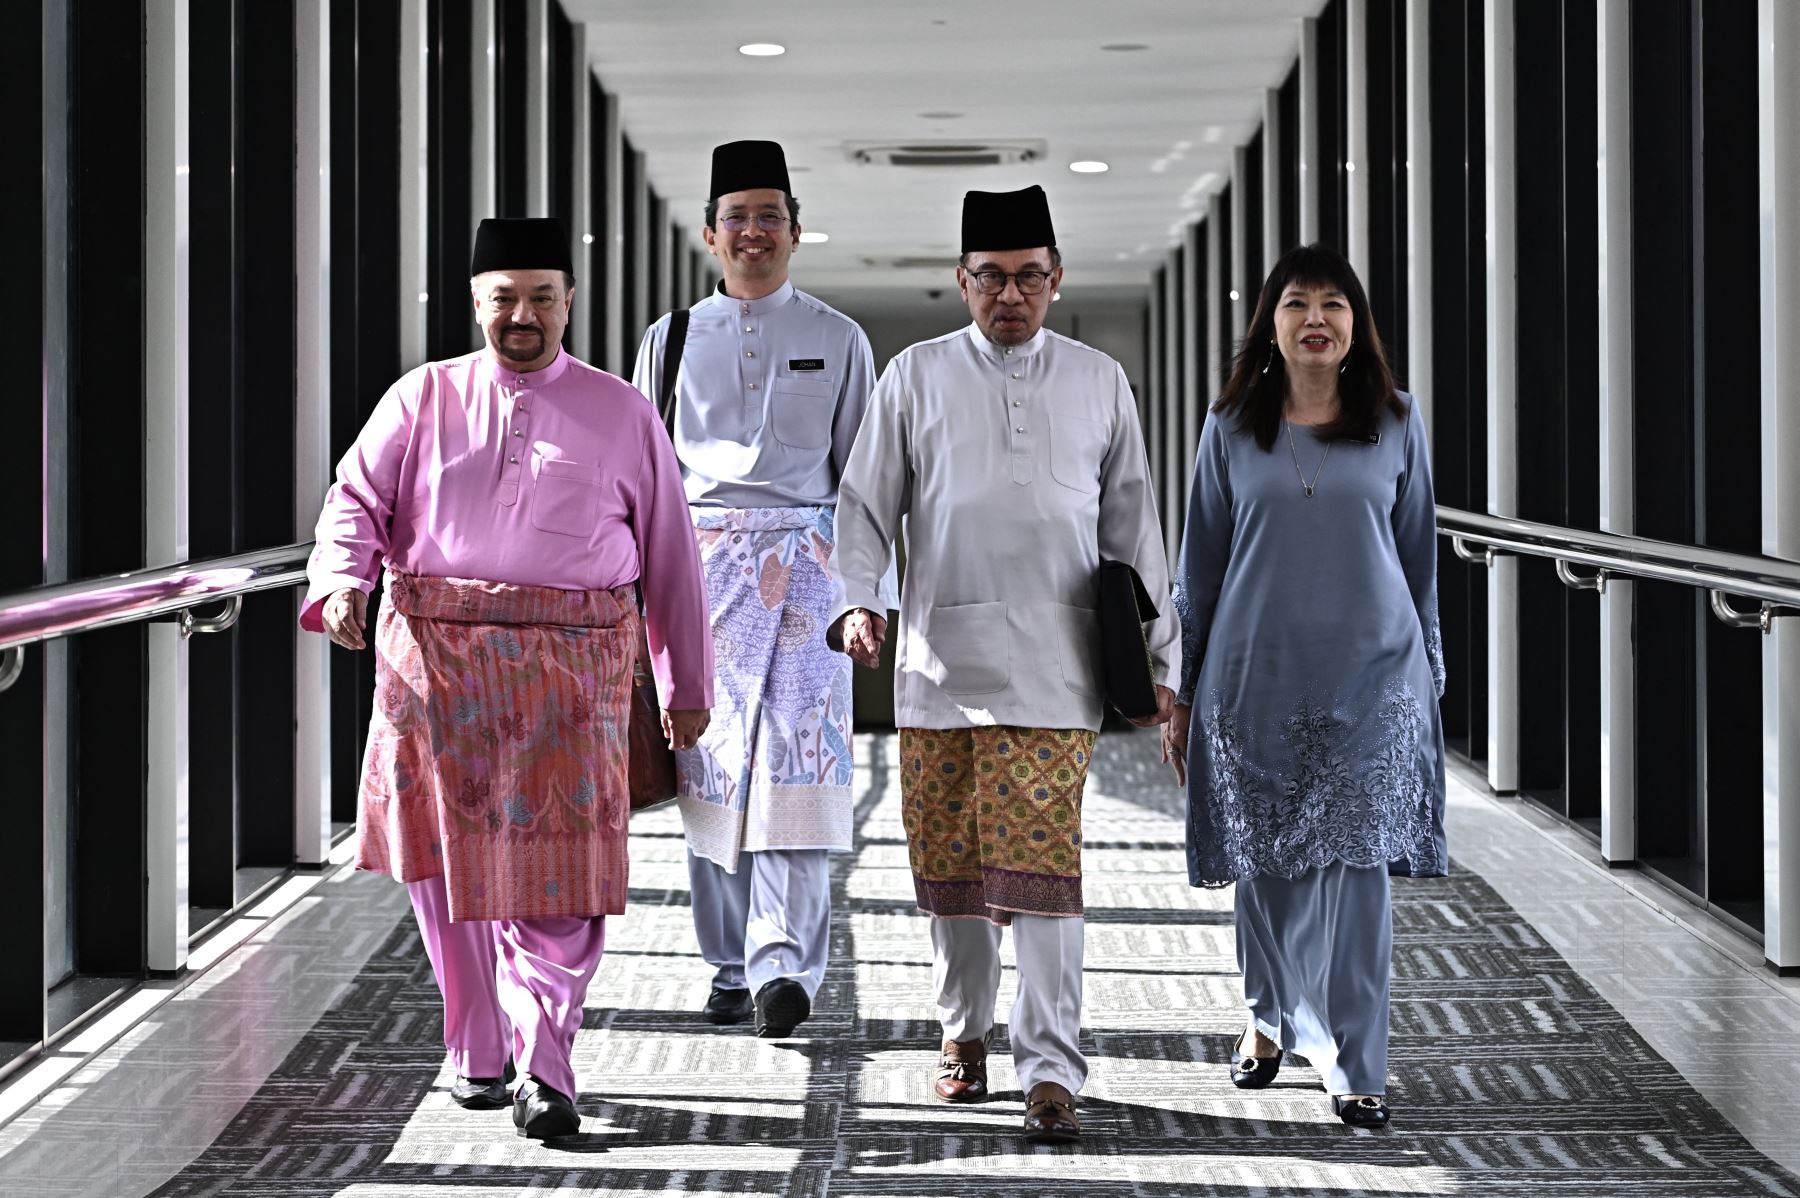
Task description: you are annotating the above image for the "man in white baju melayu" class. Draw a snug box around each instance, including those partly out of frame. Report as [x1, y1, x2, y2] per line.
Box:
[829, 186, 1178, 1142]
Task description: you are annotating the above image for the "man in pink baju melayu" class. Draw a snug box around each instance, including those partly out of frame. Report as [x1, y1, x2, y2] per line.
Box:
[301, 217, 713, 1141]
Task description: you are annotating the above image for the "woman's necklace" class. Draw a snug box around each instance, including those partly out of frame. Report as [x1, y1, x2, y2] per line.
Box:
[1286, 420, 1332, 498]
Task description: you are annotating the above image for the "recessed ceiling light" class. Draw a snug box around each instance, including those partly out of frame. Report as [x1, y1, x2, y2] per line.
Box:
[919, 111, 964, 120]
[1101, 42, 1150, 51]
[581, 232, 595, 244]
[738, 43, 785, 57]
[799, 231, 829, 244]
[1068, 160, 1109, 174]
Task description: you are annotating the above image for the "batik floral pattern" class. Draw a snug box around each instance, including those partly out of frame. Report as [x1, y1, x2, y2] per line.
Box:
[677, 506, 855, 869]
[355, 571, 636, 922]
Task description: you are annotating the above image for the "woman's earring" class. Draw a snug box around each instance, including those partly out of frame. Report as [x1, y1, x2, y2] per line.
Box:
[1262, 339, 1276, 374]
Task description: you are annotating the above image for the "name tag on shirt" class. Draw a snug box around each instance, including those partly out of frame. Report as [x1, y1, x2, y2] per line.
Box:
[787, 359, 826, 371]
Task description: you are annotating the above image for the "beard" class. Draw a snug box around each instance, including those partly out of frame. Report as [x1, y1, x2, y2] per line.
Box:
[496, 328, 544, 362]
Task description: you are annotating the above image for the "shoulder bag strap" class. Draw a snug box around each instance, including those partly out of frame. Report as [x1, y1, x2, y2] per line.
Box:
[658, 309, 690, 438]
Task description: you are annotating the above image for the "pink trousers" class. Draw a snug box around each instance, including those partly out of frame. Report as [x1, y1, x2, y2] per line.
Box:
[407, 875, 606, 1101]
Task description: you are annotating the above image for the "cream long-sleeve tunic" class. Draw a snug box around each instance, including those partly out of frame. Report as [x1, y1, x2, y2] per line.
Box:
[831, 323, 1179, 731]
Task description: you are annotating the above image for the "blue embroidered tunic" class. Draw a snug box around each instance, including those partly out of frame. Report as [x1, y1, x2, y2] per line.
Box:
[1175, 395, 1446, 888]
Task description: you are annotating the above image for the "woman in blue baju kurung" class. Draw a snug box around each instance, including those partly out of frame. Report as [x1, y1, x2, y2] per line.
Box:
[1163, 244, 1446, 1129]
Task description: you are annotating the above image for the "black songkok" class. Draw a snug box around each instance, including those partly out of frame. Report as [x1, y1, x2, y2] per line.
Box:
[960, 185, 1057, 255]
[469, 217, 574, 277]
[709, 140, 791, 200]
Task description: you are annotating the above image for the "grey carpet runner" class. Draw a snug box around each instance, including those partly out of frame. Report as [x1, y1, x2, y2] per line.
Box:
[148, 732, 1800, 1197]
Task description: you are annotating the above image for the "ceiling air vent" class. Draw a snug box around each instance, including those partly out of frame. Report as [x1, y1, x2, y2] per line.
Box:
[848, 140, 1045, 168]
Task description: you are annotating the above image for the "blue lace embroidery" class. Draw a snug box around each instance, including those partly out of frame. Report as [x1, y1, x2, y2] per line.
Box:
[1190, 678, 1441, 886]
[1172, 574, 1202, 707]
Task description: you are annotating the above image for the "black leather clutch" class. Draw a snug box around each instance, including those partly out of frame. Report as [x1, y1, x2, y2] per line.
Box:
[1097, 559, 1159, 719]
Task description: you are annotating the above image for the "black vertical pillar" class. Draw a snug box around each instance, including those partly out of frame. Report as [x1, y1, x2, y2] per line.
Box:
[494, 0, 527, 216]
[233, 0, 299, 872]
[1430, 0, 1488, 764]
[428, 0, 474, 361]
[1694, 0, 1762, 927]
[69, 0, 149, 978]
[1278, 65, 1300, 254]
[587, 79, 610, 358]
[0, 0, 48, 1046]
[1630, 0, 1701, 891]
[328, 0, 401, 824]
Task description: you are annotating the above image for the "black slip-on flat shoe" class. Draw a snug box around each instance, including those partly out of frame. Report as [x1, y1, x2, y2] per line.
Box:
[1229, 1047, 1284, 1089]
[1331, 1095, 1391, 1128]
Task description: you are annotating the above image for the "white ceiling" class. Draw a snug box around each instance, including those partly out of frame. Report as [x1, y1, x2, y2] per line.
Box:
[569, 0, 1323, 300]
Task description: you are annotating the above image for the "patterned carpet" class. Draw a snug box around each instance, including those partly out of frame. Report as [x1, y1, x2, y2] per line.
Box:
[142, 731, 1800, 1198]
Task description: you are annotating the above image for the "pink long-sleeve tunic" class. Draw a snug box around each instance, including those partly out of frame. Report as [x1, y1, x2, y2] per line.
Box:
[301, 348, 714, 710]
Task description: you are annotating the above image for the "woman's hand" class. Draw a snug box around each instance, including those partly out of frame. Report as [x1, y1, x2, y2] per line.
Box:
[1159, 702, 1192, 786]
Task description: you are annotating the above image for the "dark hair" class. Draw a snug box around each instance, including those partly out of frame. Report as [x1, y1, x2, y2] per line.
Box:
[703, 193, 801, 230]
[958, 247, 1063, 269]
[1213, 242, 1403, 451]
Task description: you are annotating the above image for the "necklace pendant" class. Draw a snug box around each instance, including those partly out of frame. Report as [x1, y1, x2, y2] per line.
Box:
[1304, 485, 1315, 498]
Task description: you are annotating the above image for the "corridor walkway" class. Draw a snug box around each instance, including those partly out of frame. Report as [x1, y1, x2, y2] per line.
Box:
[2, 730, 1797, 1197]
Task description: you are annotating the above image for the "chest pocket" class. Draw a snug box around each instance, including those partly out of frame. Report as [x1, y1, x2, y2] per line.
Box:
[770, 376, 836, 450]
[530, 456, 604, 537]
[1048, 414, 1107, 494]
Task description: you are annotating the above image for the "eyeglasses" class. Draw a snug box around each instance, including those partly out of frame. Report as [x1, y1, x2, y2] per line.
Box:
[967, 269, 1054, 296]
[719, 212, 792, 233]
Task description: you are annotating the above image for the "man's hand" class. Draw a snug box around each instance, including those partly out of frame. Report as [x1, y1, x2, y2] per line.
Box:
[1159, 701, 1191, 787]
[1128, 684, 1175, 729]
[322, 588, 369, 650]
[664, 708, 710, 751]
[837, 608, 888, 669]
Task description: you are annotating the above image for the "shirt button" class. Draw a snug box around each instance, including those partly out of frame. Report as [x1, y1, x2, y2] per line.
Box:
[1011, 372, 1021, 379]
[745, 350, 755, 359]
[1015, 425, 1025, 433]
[518, 407, 528, 414]
[749, 382, 759, 390]
[740, 304, 750, 314]
[508, 454, 517, 463]
[744, 325, 754, 332]
[513, 429, 523, 437]
[1012, 400, 1022, 407]
[1004, 348, 1013, 356]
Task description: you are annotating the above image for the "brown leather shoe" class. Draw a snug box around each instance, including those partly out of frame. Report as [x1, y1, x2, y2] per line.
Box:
[1022, 1082, 1080, 1143]
[931, 1036, 989, 1103]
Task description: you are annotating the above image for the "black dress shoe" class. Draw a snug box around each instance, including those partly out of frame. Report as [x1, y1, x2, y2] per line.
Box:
[1229, 1047, 1284, 1089]
[753, 978, 811, 1038]
[513, 1080, 581, 1140]
[703, 985, 755, 1025]
[450, 1074, 511, 1109]
[1331, 1095, 1392, 1128]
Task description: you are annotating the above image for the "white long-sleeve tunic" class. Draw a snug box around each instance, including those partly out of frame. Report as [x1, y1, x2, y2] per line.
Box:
[632, 281, 875, 510]
[832, 323, 1180, 731]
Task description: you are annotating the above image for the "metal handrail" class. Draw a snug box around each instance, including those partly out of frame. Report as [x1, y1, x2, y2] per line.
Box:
[0, 542, 313, 654]
[1437, 506, 1800, 630]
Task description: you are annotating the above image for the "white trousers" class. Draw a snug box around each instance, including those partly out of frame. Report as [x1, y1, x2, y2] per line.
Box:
[931, 914, 1087, 1095]
[687, 847, 831, 998]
